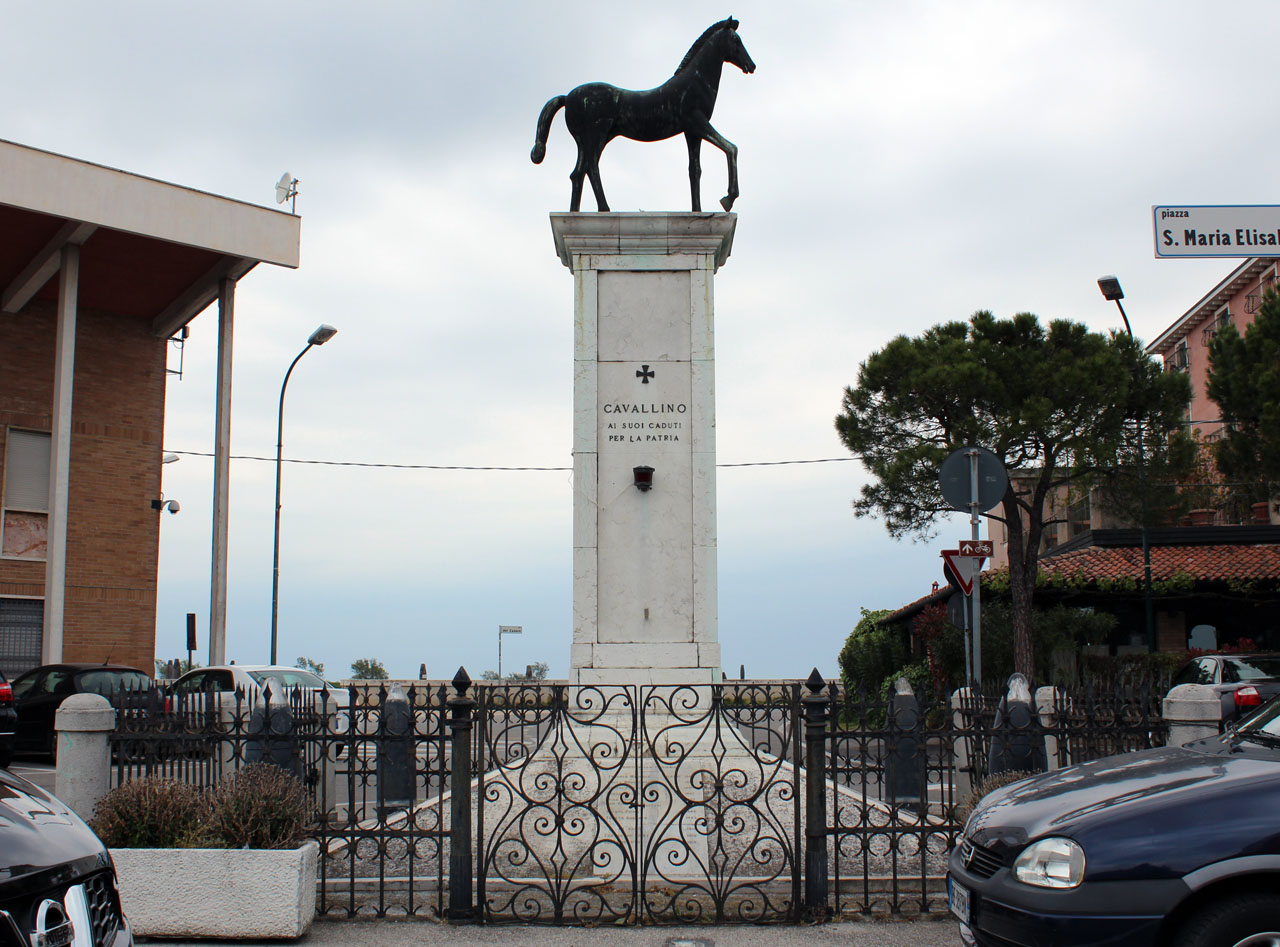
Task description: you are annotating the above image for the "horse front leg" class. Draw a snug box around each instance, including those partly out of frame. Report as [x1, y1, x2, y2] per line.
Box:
[701, 122, 742, 211]
[684, 131, 702, 212]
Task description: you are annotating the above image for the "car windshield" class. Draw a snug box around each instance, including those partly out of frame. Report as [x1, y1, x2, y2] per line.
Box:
[1228, 656, 1280, 681]
[1240, 697, 1280, 737]
[78, 670, 152, 696]
[248, 669, 327, 689]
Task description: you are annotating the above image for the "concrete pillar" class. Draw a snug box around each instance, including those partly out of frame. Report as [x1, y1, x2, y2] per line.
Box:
[209, 277, 235, 666]
[1163, 683, 1222, 746]
[551, 213, 736, 688]
[950, 686, 976, 802]
[1035, 685, 1065, 770]
[55, 693, 115, 822]
[42, 243, 79, 664]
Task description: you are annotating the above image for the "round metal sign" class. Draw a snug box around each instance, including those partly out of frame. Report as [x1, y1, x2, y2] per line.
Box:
[939, 445, 1008, 513]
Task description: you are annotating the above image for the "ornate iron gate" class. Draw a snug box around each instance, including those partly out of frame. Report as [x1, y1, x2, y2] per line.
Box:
[473, 680, 803, 924]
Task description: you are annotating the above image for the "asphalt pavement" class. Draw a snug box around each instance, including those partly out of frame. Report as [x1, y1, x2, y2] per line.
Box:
[139, 917, 965, 946]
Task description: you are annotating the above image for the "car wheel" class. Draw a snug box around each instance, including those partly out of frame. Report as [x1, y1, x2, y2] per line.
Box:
[1172, 893, 1280, 947]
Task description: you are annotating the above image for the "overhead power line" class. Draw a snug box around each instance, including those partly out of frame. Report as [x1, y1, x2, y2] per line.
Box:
[164, 450, 861, 471]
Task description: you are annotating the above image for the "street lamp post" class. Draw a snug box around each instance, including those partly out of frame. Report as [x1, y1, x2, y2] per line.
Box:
[270, 324, 337, 665]
[1097, 276, 1156, 653]
[497, 625, 522, 680]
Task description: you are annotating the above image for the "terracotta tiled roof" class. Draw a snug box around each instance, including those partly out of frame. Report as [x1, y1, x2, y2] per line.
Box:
[882, 586, 953, 624]
[1037, 543, 1280, 583]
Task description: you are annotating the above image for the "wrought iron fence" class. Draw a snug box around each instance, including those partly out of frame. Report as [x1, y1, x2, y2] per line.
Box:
[104, 671, 1170, 924]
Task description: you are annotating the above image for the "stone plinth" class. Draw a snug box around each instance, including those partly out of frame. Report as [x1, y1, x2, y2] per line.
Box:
[552, 212, 735, 687]
[1163, 683, 1223, 746]
[54, 692, 115, 822]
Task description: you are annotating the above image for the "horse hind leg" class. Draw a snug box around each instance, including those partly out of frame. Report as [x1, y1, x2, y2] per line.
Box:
[569, 144, 587, 212]
[685, 132, 702, 213]
[585, 145, 609, 212]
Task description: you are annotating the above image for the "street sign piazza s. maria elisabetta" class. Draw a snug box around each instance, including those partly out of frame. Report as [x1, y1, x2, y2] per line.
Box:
[1153, 205, 1280, 258]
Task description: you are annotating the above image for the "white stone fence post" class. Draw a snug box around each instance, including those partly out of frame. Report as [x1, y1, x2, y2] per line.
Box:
[1163, 683, 1223, 746]
[950, 686, 978, 803]
[54, 692, 116, 822]
[1035, 686, 1068, 770]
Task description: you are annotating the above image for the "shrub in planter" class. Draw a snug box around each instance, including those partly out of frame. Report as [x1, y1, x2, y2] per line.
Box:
[94, 764, 318, 939]
[205, 761, 310, 849]
[90, 777, 207, 848]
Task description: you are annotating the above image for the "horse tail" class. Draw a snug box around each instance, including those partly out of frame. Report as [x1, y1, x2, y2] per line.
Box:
[531, 95, 566, 164]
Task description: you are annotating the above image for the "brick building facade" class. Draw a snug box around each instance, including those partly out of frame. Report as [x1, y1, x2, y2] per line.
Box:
[0, 300, 166, 673]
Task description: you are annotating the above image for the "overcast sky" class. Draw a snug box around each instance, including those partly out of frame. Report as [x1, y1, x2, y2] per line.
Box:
[3, 2, 1269, 680]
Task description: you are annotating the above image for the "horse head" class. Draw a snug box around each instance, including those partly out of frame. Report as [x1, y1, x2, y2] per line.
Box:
[677, 17, 755, 76]
[721, 19, 756, 75]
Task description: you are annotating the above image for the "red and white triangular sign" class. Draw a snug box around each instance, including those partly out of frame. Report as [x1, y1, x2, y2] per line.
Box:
[941, 549, 985, 596]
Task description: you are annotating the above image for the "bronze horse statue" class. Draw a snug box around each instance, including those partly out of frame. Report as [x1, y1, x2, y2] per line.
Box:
[531, 18, 756, 213]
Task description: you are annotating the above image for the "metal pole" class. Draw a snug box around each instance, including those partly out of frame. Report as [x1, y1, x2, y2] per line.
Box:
[1113, 297, 1156, 652]
[270, 343, 314, 666]
[802, 668, 829, 919]
[446, 668, 477, 920]
[968, 449, 983, 685]
[497, 626, 521, 681]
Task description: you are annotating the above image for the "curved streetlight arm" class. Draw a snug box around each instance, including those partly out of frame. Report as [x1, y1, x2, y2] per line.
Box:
[1112, 298, 1134, 339]
[270, 342, 315, 666]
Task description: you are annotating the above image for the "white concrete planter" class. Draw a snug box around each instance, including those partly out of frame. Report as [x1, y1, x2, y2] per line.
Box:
[110, 840, 317, 939]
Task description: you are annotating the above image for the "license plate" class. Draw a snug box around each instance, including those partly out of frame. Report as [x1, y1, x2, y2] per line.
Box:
[948, 876, 971, 924]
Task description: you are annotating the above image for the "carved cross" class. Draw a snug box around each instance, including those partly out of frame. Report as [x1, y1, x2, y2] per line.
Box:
[637, 365, 655, 384]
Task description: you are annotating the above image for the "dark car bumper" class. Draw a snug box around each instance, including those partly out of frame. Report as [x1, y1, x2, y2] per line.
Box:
[948, 846, 1186, 947]
[0, 706, 15, 738]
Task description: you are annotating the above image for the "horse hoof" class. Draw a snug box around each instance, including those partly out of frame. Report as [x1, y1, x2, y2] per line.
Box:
[720, 195, 735, 212]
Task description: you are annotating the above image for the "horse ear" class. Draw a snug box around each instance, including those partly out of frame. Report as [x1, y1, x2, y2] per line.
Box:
[727, 17, 739, 30]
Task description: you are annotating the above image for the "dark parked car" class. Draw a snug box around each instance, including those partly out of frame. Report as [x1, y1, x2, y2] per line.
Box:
[949, 697, 1280, 947]
[1170, 652, 1280, 721]
[0, 766, 132, 945]
[0, 669, 14, 767]
[10, 663, 153, 758]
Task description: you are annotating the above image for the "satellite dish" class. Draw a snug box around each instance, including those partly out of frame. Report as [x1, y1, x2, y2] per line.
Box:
[274, 172, 299, 212]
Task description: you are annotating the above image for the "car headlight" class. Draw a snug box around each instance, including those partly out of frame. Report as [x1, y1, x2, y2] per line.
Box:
[1013, 837, 1085, 889]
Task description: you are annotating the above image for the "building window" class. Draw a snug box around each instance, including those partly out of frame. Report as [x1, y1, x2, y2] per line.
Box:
[1168, 339, 1189, 373]
[1068, 493, 1092, 536]
[1247, 267, 1278, 313]
[1, 429, 50, 560]
[0, 597, 43, 678]
[1202, 305, 1231, 346]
